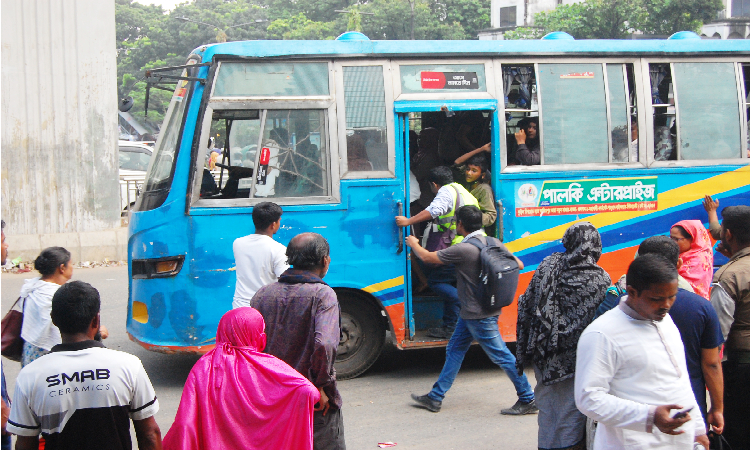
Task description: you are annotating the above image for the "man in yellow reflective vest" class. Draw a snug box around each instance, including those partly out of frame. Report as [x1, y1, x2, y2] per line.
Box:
[396, 166, 479, 338]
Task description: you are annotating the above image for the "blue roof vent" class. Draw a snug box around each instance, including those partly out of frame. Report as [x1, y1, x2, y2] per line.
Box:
[542, 31, 575, 40]
[336, 31, 370, 41]
[669, 31, 701, 40]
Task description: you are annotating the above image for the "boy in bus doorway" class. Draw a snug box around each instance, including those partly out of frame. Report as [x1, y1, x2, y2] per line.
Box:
[396, 166, 479, 339]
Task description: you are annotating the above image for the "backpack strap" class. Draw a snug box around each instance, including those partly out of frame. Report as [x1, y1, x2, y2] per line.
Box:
[464, 234, 489, 250]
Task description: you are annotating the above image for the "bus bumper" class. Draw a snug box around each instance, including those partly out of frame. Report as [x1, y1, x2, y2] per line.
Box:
[127, 332, 215, 355]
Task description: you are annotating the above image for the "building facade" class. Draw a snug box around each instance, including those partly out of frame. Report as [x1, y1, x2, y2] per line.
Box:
[701, 0, 750, 39]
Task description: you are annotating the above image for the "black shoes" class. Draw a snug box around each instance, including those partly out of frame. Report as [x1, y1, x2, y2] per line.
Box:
[500, 399, 539, 415]
[411, 394, 536, 415]
[411, 393, 442, 412]
[427, 326, 455, 339]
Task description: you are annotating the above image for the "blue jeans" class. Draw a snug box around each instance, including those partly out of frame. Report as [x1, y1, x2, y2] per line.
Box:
[428, 316, 534, 403]
[425, 264, 460, 329]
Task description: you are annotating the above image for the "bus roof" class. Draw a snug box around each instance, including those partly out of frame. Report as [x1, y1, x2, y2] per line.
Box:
[196, 38, 750, 62]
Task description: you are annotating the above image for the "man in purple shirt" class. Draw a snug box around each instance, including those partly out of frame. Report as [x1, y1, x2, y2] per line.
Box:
[252, 233, 345, 450]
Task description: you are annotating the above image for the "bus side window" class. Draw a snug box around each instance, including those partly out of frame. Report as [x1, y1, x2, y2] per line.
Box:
[205, 111, 262, 199]
[501, 65, 538, 166]
[342, 66, 389, 175]
[200, 109, 331, 202]
[607, 63, 638, 163]
[673, 62, 742, 160]
[537, 63, 609, 164]
[743, 63, 750, 158]
[650, 62, 743, 161]
[262, 110, 329, 198]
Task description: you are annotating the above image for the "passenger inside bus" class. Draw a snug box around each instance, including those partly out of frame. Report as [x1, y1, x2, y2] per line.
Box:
[514, 117, 540, 166]
[630, 116, 639, 162]
[347, 134, 373, 171]
[650, 64, 677, 161]
[456, 110, 491, 156]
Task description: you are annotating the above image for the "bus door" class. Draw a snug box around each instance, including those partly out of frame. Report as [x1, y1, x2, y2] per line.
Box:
[394, 99, 498, 347]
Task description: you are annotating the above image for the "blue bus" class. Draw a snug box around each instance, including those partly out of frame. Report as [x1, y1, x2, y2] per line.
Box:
[127, 32, 750, 378]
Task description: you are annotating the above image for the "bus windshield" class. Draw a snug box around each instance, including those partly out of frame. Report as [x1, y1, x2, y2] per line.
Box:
[141, 75, 193, 198]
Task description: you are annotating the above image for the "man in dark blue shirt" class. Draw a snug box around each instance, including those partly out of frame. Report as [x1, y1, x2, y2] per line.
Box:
[637, 236, 724, 432]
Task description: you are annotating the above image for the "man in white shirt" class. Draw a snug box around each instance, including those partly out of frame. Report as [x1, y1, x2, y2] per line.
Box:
[575, 254, 709, 449]
[8, 281, 161, 450]
[233, 202, 289, 308]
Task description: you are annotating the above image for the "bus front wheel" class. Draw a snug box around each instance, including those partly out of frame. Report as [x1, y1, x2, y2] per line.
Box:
[335, 292, 385, 380]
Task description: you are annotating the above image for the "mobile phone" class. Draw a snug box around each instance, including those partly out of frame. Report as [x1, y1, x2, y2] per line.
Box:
[671, 406, 693, 419]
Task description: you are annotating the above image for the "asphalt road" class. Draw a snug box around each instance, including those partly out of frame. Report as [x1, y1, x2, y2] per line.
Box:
[2, 266, 540, 449]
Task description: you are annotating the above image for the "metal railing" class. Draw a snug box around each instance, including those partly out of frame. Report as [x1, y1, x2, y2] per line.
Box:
[119, 176, 145, 220]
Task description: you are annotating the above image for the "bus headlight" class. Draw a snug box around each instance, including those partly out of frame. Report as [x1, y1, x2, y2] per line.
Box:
[132, 255, 185, 279]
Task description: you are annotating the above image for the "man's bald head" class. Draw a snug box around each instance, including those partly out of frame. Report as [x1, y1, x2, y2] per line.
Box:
[286, 233, 330, 270]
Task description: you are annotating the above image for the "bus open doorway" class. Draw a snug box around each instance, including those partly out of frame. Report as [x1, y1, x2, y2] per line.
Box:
[399, 107, 499, 348]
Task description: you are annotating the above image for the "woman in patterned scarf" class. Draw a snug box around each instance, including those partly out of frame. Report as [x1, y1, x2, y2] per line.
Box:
[516, 222, 611, 450]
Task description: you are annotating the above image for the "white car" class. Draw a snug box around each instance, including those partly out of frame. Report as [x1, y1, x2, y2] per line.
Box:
[118, 141, 153, 214]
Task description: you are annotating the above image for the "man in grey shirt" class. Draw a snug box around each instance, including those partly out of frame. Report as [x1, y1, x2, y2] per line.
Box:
[406, 205, 537, 415]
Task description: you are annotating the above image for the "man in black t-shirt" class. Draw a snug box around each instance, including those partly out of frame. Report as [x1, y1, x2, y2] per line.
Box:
[8, 281, 161, 450]
[405, 206, 537, 415]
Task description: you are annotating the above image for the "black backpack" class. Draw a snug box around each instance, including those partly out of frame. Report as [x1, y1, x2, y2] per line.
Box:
[465, 235, 520, 313]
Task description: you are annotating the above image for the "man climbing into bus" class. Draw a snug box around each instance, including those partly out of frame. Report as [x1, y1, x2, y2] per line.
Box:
[233, 202, 289, 309]
[396, 166, 479, 339]
[405, 206, 536, 414]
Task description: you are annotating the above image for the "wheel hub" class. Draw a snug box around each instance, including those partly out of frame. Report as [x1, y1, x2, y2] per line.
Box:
[338, 312, 363, 359]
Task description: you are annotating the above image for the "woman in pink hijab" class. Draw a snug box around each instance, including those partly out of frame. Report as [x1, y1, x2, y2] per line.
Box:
[163, 307, 319, 450]
[670, 220, 714, 299]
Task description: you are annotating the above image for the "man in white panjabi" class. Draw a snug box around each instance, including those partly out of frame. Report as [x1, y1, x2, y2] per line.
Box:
[575, 253, 709, 449]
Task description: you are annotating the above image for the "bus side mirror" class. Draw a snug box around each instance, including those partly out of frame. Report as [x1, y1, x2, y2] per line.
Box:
[119, 97, 134, 113]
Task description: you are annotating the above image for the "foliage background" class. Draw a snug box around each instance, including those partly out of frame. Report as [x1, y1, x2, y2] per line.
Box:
[117, 0, 721, 124]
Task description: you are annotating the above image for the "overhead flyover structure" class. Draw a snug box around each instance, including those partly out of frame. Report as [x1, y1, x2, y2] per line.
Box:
[1, 0, 124, 262]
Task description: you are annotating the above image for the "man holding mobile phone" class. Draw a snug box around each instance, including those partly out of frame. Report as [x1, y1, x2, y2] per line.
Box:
[575, 254, 709, 449]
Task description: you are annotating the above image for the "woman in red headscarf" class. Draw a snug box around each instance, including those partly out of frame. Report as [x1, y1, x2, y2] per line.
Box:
[670, 220, 714, 299]
[163, 307, 320, 450]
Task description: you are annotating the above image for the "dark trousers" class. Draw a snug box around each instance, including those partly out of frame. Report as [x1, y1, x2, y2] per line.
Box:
[422, 262, 460, 329]
[723, 360, 750, 450]
[313, 406, 346, 450]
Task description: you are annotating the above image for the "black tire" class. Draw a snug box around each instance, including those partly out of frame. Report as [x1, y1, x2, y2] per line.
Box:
[335, 291, 386, 380]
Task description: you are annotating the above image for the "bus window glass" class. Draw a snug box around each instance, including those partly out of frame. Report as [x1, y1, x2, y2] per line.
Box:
[400, 64, 486, 94]
[201, 110, 261, 200]
[650, 64, 676, 161]
[257, 110, 329, 198]
[143, 78, 192, 194]
[538, 63, 609, 164]
[607, 64, 637, 163]
[743, 63, 750, 157]
[501, 65, 538, 166]
[214, 62, 330, 97]
[674, 62, 741, 160]
[343, 66, 388, 172]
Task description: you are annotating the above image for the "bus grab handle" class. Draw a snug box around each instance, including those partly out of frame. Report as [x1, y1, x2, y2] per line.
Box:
[397, 201, 404, 254]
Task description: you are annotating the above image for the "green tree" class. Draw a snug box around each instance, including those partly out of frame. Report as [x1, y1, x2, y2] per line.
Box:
[440, 0, 491, 39]
[360, 0, 467, 40]
[504, 0, 720, 39]
[267, 13, 340, 39]
[641, 0, 723, 35]
[117, 0, 271, 121]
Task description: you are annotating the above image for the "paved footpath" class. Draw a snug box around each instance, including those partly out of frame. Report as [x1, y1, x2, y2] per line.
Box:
[2, 266, 540, 449]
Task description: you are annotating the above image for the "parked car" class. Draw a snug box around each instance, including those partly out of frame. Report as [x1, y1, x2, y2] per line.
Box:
[119, 141, 152, 215]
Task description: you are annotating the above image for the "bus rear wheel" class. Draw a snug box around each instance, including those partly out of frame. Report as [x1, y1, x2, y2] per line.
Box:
[335, 292, 385, 380]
